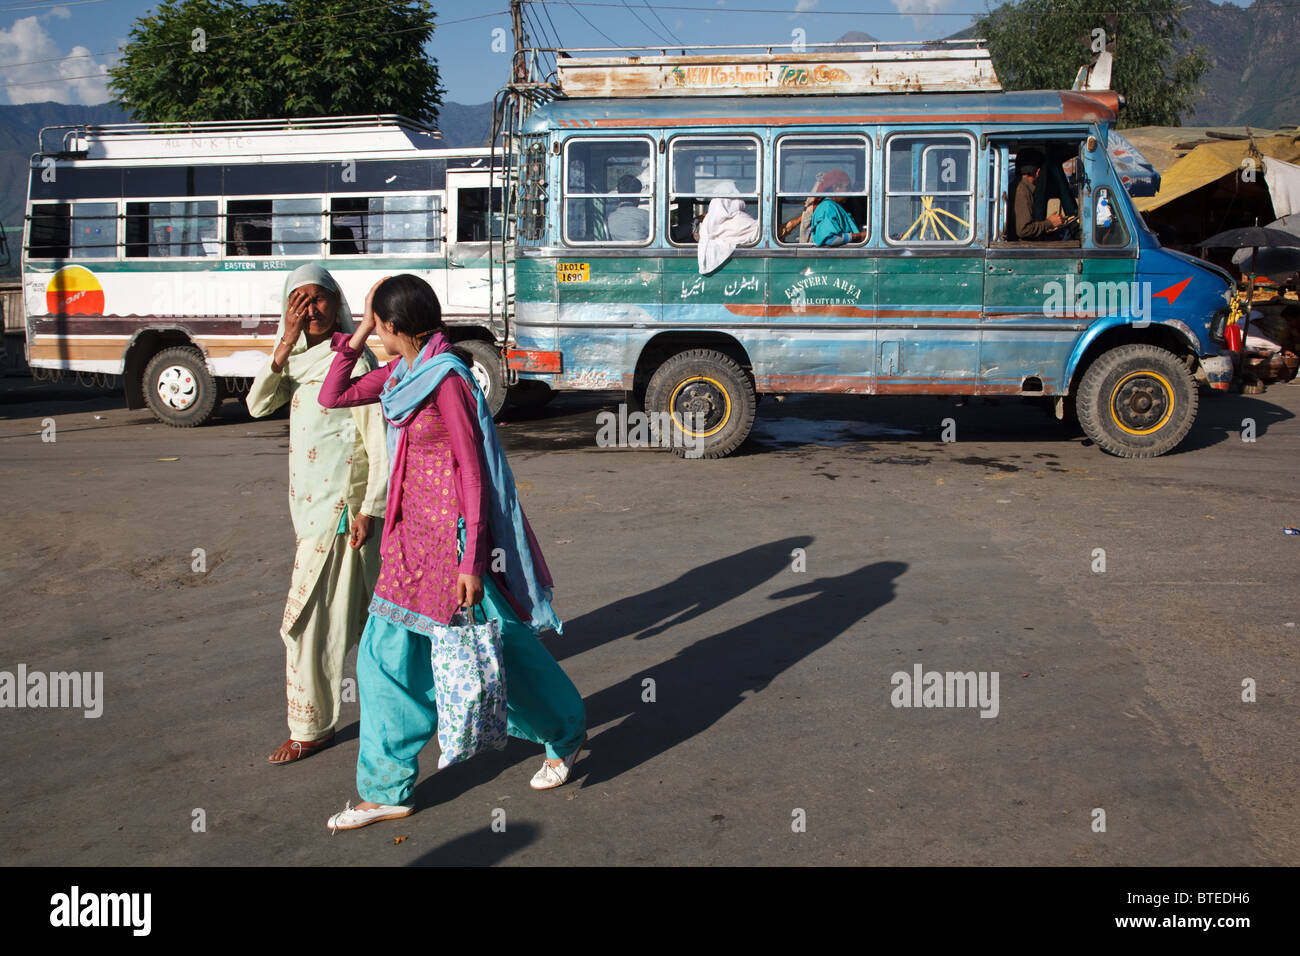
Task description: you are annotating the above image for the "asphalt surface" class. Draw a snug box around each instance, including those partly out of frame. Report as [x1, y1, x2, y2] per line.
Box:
[0, 372, 1297, 866]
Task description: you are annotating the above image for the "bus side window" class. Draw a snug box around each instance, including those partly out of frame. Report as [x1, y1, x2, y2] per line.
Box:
[885, 134, 974, 244]
[456, 187, 502, 243]
[28, 204, 71, 259]
[669, 136, 760, 246]
[563, 137, 654, 245]
[227, 200, 272, 256]
[125, 201, 218, 258]
[329, 198, 369, 254]
[330, 196, 440, 255]
[775, 135, 869, 245]
[1093, 187, 1129, 247]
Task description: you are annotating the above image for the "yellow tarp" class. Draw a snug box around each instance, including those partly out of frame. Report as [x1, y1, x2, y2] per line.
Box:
[1136, 135, 1300, 212]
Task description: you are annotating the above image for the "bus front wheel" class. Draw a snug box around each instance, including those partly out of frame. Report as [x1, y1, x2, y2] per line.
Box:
[1076, 344, 1197, 458]
[645, 349, 755, 459]
[142, 346, 219, 427]
[459, 339, 507, 420]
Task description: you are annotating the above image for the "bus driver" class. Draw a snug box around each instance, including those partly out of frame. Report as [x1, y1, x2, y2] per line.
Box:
[1010, 149, 1066, 241]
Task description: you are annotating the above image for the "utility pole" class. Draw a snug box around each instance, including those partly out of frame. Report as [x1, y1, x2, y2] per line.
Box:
[510, 0, 527, 86]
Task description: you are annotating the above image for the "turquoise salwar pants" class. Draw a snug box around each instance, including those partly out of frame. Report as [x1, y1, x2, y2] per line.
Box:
[356, 575, 586, 806]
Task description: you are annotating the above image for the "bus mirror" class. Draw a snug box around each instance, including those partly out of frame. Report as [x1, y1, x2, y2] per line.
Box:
[1086, 136, 1097, 152]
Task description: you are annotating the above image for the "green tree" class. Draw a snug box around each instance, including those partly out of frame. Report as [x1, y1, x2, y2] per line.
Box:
[975, 0, 1209, 127]
[108, 0, 443, 123]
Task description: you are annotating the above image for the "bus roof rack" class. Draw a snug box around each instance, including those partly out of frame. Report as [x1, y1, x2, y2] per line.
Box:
[38, 114, 440, 155]
[531, 40, 1000, 98]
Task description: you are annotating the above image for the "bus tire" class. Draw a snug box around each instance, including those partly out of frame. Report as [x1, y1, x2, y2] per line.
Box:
[644, 349, 755, 459]
[1076, 344, 1197, 458]
[142, 346, 219, 427]
[459, 339, 508, 420]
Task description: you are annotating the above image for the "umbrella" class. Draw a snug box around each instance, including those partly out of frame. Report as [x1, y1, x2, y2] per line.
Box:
[1200, 225, 1300, 343]
[1200, 226, 1300, 249]
[1231, 213, 1300, 283]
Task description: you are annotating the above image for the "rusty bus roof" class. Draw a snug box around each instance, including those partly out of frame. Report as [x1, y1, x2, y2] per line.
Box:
[551, 41, 1000, 97]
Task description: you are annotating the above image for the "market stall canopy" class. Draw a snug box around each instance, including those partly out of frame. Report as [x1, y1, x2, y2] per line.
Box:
[1135, 134, 1300, 212]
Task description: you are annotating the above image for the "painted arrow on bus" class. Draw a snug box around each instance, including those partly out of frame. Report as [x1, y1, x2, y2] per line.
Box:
[1152, 278, 1192, 305]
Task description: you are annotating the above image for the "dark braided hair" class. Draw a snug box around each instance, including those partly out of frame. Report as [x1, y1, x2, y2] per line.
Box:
[372, 274, 446, 347]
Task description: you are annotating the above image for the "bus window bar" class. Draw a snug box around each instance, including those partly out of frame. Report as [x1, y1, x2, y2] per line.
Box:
[27, 211, 442, 223]
[25, 236, 448, 254]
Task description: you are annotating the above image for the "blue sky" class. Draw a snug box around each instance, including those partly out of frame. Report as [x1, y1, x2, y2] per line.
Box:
[0, 0, 1257, 108]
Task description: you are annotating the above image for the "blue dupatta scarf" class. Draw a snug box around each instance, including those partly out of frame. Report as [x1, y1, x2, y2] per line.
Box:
[380, 337, 562, 635]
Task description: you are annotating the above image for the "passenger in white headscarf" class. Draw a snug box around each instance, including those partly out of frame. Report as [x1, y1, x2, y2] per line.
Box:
[697, 180, 760, 274]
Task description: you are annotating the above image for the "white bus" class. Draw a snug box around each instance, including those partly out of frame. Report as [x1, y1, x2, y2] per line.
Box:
[21, 114, 532, 426]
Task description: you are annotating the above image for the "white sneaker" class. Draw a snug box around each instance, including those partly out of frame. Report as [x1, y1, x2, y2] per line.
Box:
[326, 801, 414, 833]
[529, 737, 586, 790]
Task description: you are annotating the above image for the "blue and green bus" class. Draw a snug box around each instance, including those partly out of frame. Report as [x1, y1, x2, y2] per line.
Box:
[502, 72, 1235, 458]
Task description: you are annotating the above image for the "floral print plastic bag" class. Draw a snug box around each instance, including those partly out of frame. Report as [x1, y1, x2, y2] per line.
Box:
[429, 605, 508, 768]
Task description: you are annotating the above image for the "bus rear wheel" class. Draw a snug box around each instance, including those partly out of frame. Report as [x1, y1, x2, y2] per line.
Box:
[142, 346, 219, 427]
[459, 339, 507, 420]
[1076, 344, 1197, 458]
[644, 349, 755, 459]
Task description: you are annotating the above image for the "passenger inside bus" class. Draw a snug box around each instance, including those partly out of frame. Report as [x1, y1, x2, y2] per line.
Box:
[605, 175, 650, 241]
[697, 180, 760, 273]
[809, 169, 868, 246]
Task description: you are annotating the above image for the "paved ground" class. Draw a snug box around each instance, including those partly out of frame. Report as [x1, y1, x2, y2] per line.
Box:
[0, 372, 1296, 866]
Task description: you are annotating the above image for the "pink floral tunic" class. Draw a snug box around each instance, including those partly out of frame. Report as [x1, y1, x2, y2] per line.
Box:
[319, 332, 496, 634]
[373, 401, 464, 626]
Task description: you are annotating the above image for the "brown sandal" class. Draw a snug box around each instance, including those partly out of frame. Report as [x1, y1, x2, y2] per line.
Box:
[268, 734, 335, 764]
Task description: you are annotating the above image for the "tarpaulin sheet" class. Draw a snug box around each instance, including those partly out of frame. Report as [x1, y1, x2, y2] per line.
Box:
[1136, 135, 1300, 212]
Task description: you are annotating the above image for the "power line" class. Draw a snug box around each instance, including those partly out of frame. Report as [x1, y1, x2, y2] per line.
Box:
[0, 0, 104, 10]
[563, 0, 624, 46]
[537, 1, 1300, 17]
[539, 0, 568, 49]
[641, 1, 684, 46]
[521, 2, 559, 75]
[620, 0, 673, 44]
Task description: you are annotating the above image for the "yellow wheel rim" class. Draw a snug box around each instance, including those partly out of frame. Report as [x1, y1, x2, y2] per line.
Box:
[1109, 370, 1174, 436]
[669, 375, 731, 439]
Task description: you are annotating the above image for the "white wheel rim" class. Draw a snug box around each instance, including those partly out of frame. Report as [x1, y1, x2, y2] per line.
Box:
[471, 360, 492, 398]
[156, 365, 198, 410]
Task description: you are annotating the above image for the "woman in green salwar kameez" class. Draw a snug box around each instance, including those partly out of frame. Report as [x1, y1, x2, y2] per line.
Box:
[247, 265, 389, 763]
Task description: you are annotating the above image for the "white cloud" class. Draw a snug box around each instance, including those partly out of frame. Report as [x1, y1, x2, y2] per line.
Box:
[48, 6, 72, 20]
[795, 0, 820, 11]
[0, 16, 112, 105]
[890, 0, 961, 30]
